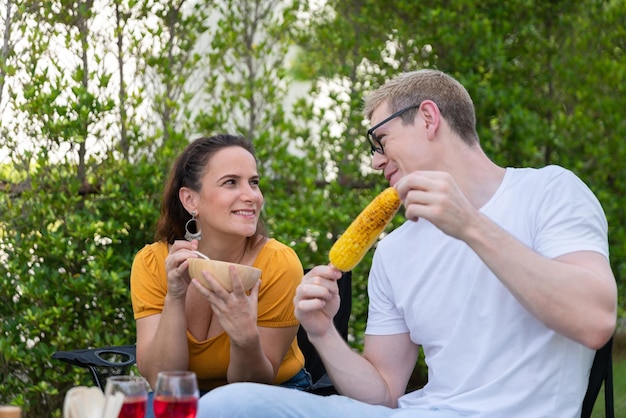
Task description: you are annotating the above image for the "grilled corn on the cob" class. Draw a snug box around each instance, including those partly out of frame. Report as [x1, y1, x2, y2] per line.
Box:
[329, 187, 401, 271]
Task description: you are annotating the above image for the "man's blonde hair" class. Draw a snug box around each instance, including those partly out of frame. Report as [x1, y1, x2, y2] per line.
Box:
[364, 69, 479, 145]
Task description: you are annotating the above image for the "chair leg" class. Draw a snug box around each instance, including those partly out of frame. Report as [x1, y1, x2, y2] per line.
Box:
[88, 366, 105, 391]
[605, 357, 614, 418]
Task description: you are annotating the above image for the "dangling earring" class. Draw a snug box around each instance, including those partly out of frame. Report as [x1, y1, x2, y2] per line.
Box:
[184, 210, 202, 241]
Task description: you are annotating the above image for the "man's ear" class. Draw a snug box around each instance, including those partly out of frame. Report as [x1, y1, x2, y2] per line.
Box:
[419, 100, 440, 127]
[179, 187, 196, 214]
[419, 100, 440, 137]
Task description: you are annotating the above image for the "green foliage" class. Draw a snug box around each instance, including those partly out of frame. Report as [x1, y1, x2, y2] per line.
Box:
[0, 158, 163, 415]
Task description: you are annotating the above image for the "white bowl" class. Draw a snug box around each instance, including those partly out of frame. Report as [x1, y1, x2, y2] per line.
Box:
[188, 258, 261, 292]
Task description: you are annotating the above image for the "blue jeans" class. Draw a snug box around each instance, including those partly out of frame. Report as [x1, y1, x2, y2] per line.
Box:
[277, 367, 313, 390]
[144, 368, 313, 418]
[197, 382, 464, 418]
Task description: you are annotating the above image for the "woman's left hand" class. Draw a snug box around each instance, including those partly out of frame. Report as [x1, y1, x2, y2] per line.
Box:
[192, 265, 260, 344]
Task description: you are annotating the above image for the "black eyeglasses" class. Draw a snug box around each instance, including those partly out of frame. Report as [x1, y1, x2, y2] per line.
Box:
[367, 104, 420, 155]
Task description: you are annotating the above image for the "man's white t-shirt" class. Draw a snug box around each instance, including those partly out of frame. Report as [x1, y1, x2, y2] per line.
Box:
[366, 166, 609, 417]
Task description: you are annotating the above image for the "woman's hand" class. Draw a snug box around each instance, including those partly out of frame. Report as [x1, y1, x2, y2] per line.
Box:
[164, 239, 200, 299]
[192, 266, 261, 346]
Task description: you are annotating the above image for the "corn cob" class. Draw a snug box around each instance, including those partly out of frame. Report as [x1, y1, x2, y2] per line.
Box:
[329, 187, 401, 271]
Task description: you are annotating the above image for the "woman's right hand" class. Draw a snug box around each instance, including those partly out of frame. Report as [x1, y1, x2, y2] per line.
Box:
[164, 239, 199, 298]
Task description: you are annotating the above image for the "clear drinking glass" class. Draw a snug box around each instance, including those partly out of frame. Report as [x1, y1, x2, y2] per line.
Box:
[152, 371, 199, 418]
[103, 375, 149, 418]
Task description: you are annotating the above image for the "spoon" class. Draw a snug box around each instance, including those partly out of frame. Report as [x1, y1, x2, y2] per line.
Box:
[193, 250, 210, 260]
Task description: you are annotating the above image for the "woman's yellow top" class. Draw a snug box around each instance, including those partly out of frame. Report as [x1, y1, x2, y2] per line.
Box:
[130, 239, 305, 391]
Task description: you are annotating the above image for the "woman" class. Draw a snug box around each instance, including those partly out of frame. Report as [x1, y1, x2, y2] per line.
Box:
[130, 134, 310, 403]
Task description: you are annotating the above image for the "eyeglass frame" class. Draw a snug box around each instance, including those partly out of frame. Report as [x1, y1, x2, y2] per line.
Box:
[367, 103, 421, 155]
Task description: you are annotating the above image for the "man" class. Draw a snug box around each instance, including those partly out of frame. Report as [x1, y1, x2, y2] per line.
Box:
[197, 69, 617, 417]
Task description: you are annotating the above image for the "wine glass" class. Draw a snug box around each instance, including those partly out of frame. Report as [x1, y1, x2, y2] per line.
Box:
[152, 371, 199, 418]
[103, 375, 149, 418]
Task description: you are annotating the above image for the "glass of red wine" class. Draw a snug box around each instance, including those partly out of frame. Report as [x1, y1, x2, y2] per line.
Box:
[153, 371, 199, 418]
[103, 375, 149, 418]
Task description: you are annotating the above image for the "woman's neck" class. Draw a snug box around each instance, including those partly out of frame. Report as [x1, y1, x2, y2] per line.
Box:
[197, 236, 259, 264]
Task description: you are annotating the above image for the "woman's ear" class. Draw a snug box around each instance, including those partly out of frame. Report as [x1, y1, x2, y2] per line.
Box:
[179, 187, 196, 214]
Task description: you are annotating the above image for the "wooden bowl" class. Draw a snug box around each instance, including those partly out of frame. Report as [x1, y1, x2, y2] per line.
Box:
[188, 258, 261, 292]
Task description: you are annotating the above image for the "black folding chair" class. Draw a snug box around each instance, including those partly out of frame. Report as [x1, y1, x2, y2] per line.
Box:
[52, 269, 353, 395]
[581, 336, 614, 418]
[52, 344, 137, 391]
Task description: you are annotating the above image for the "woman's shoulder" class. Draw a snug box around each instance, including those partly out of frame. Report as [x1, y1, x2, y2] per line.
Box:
[258, 238, 298, 258]
[135, 241, 169, 258]
[256, 238, 303, 272]
[260, 237, 292, 251]
[133, 241, 169, 270]
[130, 241, 169, 288]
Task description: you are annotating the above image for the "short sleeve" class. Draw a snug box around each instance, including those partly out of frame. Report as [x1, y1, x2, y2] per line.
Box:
[532, 168, 609, 259]
[365, 249, 410, 336]
[130, 242, 169, 319]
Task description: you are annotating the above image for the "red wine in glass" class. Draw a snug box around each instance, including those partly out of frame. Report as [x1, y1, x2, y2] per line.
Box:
[153, 395, 198, 418]
[118, 396, 147, 418]
[153, 371, 199, 418]
[104, 376, 149, 418]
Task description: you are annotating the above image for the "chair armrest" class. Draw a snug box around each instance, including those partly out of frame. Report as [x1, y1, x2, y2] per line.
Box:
[52, 344, 137, 390]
